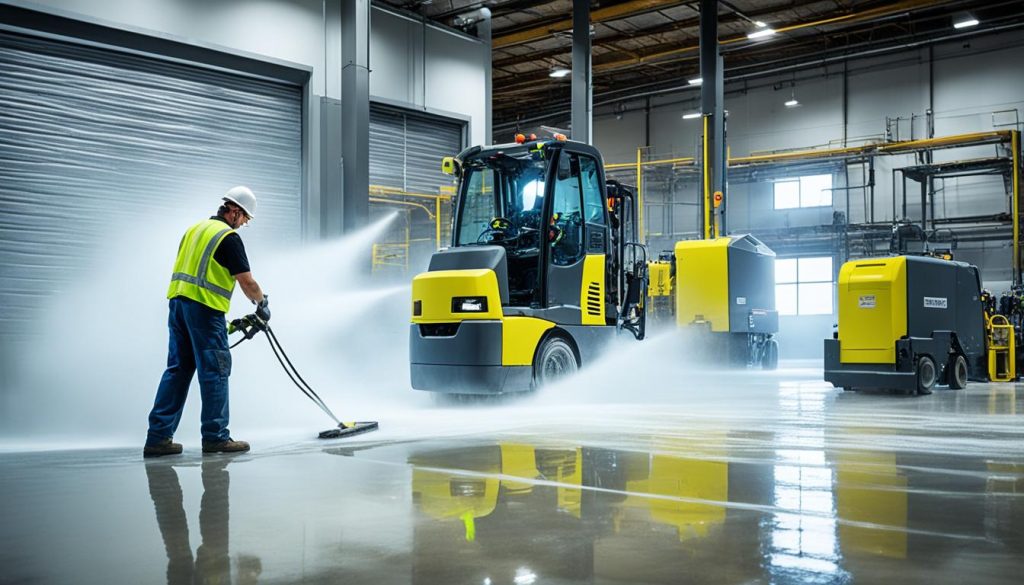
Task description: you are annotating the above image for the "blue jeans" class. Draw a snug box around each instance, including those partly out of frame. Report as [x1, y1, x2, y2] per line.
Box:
[147, 297, 232, 444]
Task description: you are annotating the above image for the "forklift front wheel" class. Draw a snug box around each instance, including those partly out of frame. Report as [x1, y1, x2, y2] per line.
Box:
[947, 355, 968, 390]
[916, 356, 937, 396]
[533, 336, 579, 388]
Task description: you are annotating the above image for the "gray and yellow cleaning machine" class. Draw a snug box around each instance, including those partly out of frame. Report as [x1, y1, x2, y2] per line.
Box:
[648, 235, 780, 369]
[824, 255, 985, 395]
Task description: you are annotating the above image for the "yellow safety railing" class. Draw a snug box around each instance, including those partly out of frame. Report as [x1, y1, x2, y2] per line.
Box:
[371, 243, 409, 273]
[987, 314, 1016, 382]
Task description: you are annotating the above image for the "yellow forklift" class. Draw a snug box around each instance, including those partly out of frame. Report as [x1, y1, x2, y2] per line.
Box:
[409, 136, 648, 394]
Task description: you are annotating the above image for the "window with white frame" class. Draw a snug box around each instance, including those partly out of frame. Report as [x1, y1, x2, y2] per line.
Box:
[773, 174, 833, 209]
[776, 257, 834, 316]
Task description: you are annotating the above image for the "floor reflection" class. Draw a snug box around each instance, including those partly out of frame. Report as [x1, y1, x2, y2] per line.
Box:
[407, 439, 769, 584]
[401, 409, 1024, 584]
[145, 458, 262, 585]
[768, 381, 848, 583]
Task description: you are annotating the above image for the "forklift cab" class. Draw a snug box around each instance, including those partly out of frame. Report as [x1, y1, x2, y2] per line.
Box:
[452, 140, 612, 312]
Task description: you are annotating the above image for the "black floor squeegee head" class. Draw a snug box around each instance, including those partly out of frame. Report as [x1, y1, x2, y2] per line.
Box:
[228, 313, 379, 440]
[318, 421, 378, 439]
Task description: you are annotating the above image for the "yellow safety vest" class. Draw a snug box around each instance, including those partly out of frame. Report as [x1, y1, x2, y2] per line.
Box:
[167, 219, 238, 313]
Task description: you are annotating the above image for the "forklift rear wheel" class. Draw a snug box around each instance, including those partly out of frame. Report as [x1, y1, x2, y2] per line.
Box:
[761, 338, 779, 370]
[916, 356, 937, 396]
[947, 354, 968, 390]
[534, 337, 579, 387]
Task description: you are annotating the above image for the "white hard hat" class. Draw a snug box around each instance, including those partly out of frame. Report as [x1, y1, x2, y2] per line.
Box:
[223, 186, 257, 218]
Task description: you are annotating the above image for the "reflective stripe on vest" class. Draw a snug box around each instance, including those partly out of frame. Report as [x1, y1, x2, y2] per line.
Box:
[170, 227, 234, 298]
[167, 219, 237, 312]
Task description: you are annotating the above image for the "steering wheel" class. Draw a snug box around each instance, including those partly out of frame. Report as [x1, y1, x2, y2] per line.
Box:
[478, 217, 514, 243]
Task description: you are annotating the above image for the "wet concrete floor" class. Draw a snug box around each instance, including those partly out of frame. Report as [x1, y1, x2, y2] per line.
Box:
[2, 370, 1023, 584]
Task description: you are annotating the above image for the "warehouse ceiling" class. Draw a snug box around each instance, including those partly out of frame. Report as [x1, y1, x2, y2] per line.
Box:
[378, 0, 1024, 133]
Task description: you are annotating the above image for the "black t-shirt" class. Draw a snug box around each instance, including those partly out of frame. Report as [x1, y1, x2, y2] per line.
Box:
[208, 216, 251, 275]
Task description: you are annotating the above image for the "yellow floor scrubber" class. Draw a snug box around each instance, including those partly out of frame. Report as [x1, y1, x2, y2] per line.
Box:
[648, 235, 780, 369]
[824, 255, 986, 395]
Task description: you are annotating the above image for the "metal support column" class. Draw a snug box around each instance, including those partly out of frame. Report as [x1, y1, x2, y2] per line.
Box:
[316, 0, 344, 241]
[470, 8, 492, 144]
[699, 0, 725, 239]
[341, 0, 370, 234]
[571, 0, 592, 144]
[920, 175, 927, 232]
[1014, 130, 1020, 285]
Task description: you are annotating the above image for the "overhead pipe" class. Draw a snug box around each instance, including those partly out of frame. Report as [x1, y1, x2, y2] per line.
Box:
[492, 0, 680, 49]
[494, 21, 1024, 132]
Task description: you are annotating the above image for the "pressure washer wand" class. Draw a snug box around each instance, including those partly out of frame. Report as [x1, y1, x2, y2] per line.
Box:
[227, 314, 379, 440]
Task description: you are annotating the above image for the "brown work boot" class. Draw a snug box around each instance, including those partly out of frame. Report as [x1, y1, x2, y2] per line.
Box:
[143, 438, 183, 458]
[202, 438, 250, 454]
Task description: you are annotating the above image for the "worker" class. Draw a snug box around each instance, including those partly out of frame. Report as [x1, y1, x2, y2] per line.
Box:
[144, 186, 270, 457]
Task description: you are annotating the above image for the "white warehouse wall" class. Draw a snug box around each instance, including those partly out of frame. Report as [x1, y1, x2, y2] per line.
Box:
[594, 30, 1023, 228]
[370, 7, 488, 145]
[591, 29, 1024, 358]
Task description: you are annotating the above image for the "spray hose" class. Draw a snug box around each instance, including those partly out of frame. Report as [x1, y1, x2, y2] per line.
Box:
[227, 315, 341, 426]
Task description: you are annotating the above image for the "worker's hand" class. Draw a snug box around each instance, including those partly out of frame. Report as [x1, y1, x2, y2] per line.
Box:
[256, 295, 271, 322]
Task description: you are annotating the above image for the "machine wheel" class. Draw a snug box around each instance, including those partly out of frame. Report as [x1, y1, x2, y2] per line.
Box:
[533, 336, 579, 388]
[916, 356, 937, 395]
[947, 355, 968, 390]
[761, 338, 779, 370]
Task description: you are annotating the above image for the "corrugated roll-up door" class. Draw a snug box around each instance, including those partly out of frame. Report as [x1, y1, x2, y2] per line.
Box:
[369, 104, 464, 195]
[368, 107, 407, 192]
[404, 114, 463, 194]
[0, 32, 302, 340]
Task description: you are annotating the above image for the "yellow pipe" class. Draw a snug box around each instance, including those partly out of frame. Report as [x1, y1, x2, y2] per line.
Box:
[435, 197, 442, 249]
[1014, 130, 1020, 284]
[369, 185, 449, 201]
[592, 0, 954, 73]
[609, 130, 1013, 168]
[606, 156, 695, 170]
[493, 0, 678, 48]
[717, 146, 729, 237]
[729, 144, 870, 164]
[702, 116, 711, 239]
[369, 197, 435, 220]
[876, 130, 1009, 153]
[729, 131, 1009, 164]
[637, 147, 644, 244]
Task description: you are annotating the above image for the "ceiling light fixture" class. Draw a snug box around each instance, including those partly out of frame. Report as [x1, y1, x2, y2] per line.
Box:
[953, 12, 979, 29]
[784, 82, 799, 108]
[754, 20, 767, 28]
[747, 28, 776, 40]
[549, 67, 571, 78]
[688, 77, 703, 86]
[682, 112, 702, 119]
